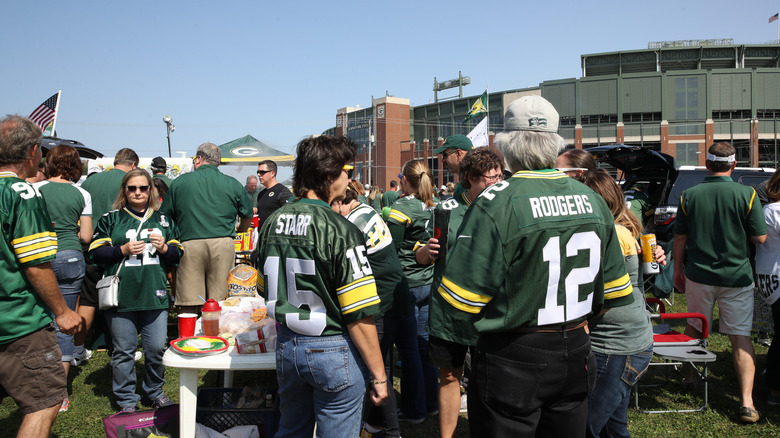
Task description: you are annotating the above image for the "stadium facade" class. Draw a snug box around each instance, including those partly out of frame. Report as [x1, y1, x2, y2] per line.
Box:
[329, 41, 780, 189]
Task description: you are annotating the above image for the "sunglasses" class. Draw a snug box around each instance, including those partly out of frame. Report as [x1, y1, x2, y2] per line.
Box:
[256, 169, 273, 176]
[125, 185, 150, 193]
[343, 164, 354, 179]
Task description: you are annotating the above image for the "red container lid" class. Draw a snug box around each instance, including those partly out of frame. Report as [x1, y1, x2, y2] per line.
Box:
[202, 298, 221, 312]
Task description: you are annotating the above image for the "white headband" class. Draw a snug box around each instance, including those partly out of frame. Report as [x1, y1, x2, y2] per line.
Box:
[707, 153, 735, 163]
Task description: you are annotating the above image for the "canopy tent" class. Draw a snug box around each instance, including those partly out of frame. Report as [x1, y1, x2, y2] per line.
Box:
[218, 135, 294, 166]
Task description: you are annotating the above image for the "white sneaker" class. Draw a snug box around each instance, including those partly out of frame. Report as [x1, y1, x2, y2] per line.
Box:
[71, 348, 92, 366]
[134, 351, 142, 361]
[459, 393, 468, 413]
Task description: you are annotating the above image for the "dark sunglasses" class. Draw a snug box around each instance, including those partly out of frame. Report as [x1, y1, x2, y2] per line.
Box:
[125, 185, 150, 193]
[256, 170, 273, 176]
[343, 164, 354, 179]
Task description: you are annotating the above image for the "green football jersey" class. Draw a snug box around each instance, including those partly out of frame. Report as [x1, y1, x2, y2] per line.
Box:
[387, 195, 435, 287]
[428, 191, 479, 345]
[257, 199, 381, 337]
[89, 208, 183, 312]
[345, 202, 409, 318]
[0, 172, 58, 343]
[439, 170, 634, 333]
[382, 190, 400, 208]
[623, 188, 652, 225]
[36, 181, 91, 252]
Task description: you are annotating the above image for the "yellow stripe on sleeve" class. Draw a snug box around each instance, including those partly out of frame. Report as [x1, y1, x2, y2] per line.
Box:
[18, 248, 57, 264]
[11, 231, 56, 246]
[88, 237, 112, 252]
[437, 277, 491, 314]
[387, 209, 410, 224]
[604, 273, 633, 300]
[337, 276, 380, 314]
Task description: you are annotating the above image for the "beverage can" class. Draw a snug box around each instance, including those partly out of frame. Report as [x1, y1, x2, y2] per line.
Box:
[640, 233, 660, 274]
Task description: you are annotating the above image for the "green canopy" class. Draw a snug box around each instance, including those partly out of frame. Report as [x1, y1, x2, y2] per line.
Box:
[218, 135, 294, 165]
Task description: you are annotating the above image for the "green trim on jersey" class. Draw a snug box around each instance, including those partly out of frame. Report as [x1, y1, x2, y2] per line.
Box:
[674, 175, 767, 287]
[257, 198, 381, 337]
[345, 203, 410, 318]
[160, 164, 253, 241]
[387, 195, 434, 287]
[90, 207, 182, 312]
[0, 172, 58, 343]
[438, 170, 633, 333]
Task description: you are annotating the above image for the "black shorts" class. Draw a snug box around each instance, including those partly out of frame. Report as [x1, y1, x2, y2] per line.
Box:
[79, 257, 103, 307]
[427, 335, 469, 369]
[0, 325, 67, 414]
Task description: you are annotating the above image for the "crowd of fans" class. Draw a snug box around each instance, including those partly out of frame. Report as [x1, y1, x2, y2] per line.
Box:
[1, 93, 779, 437]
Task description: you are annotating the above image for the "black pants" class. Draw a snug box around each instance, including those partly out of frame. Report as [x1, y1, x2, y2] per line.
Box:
[468, 327, 594, 438]
[767, 300, 780, 391]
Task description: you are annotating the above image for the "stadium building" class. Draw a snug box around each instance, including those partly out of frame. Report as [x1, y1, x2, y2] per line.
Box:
[329, 40, 780, 189]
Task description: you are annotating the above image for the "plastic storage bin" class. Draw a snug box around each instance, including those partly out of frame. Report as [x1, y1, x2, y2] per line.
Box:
[196, 387, 279, 437]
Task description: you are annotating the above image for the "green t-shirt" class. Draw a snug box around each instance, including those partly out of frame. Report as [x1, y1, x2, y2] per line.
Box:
[369, 194, 383, 213]
[438, 170, 634, 333]
[382, 190, 400, 208]
[160, 165, 253, 241]
[81, 168, 126, 221]
[152, 173, 173, 188]
[674, 175, 767, 287]
[428, 191, 479, 345]
[0, 172, 58, 343]
[345, 202, 409, 318]
[36, 181, 92, 251]
[89, 208, 182, 312]
[387, 195, 434, 288]
[257, 199, 381, 336]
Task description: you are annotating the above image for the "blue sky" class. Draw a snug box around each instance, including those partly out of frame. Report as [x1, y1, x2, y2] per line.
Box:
[2, 1, 780, 164]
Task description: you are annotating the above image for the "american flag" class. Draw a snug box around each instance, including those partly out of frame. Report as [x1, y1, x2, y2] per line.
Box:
[28, 92, 59, 132]
[770, 13, 779, 23]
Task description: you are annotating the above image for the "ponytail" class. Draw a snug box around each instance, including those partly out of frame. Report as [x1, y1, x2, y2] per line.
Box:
[402, 159, 435, 207]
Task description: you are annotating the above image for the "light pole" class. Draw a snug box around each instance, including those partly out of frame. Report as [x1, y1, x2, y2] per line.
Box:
[163, 114, 175, 157]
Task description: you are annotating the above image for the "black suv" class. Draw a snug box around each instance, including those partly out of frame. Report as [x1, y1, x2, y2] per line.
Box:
[587, 144, 774, 243]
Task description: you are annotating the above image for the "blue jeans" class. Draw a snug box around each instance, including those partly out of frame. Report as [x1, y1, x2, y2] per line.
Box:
[586, 346, 653, 438]
[365, 316, 401, 437]
[104, 309, 168, 408]
[275, 325, 368, 438]
[51, 250, 85, 362]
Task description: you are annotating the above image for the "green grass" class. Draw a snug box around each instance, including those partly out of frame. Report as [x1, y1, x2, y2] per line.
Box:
[1, 293, 778, 437]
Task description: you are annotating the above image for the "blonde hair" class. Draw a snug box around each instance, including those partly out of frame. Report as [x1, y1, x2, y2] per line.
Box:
[113, 169, 161, 211]
[582, 169, 641, 238]
[401, 159, 435, 207]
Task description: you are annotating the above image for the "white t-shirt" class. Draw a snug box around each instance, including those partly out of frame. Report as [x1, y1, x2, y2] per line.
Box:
[755, 202, 780, 305]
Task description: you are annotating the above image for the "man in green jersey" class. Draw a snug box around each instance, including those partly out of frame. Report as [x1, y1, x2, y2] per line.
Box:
[673, 142, 767, 423]
[0, 116, 81, 437]
[438, 96, 633, 437]
[382, 179, 400, 208]
[161, 143, 253, 313]
[434, 134, 473, 199]
[150, 156, 173, 188]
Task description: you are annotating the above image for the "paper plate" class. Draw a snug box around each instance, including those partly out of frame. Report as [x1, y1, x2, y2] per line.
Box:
[170, 336, 228, 356]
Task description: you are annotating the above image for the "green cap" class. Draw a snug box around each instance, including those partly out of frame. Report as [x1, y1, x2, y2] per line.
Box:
[433, 135, 473, 154]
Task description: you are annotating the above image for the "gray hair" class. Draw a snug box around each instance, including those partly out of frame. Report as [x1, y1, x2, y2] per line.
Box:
[246, 175, 257, 184]
[0, 115, 42, 166]
[196, 142, 221, 165]
[495, 130, 566, 172]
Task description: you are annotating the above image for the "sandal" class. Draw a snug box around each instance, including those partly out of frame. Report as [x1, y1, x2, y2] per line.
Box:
[58, 398, 69, 413]
[740, 406, 760, 424]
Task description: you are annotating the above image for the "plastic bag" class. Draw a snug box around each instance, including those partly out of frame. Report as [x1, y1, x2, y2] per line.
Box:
[227, 264, 258, 298]
[236, 319, 277, 354]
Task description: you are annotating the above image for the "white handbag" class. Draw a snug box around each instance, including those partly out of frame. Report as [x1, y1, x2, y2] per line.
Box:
[97, 218, 146, 310]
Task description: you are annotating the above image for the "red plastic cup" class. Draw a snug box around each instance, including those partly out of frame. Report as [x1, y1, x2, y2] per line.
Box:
[178, 313, 197, 338]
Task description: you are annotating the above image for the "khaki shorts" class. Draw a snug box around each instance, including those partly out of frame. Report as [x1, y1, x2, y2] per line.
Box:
[685, 278, 754, 336]
[176, 237, 235, 306]
[0, 325, 67, 414]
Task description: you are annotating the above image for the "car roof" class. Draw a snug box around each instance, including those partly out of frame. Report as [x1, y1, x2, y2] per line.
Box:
[587, 144, 675, 174]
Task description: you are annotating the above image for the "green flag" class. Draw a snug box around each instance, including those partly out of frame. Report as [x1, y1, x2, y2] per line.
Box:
[465, 91, 487, 121]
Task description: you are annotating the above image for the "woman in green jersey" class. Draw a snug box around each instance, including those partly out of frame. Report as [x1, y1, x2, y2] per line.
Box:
[387, 159, 439, 421]
[89, 169, 183, 413]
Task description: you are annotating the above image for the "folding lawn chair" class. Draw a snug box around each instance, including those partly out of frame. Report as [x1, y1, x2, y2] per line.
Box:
[633, 298, 717, 414]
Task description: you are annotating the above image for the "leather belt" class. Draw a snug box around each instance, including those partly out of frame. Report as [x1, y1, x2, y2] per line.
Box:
[510, 320, 588, 333]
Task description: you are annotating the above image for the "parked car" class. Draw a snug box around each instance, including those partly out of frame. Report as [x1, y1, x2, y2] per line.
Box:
[588, 144, 774, 296]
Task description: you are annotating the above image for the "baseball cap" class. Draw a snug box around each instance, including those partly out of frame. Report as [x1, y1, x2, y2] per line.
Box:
[151, 156, 167, 171]
[365, 184, 370, 190]
[504, 95, 559, 132]
[440, 185, 447, 190]
[433, 134, 473, 154]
